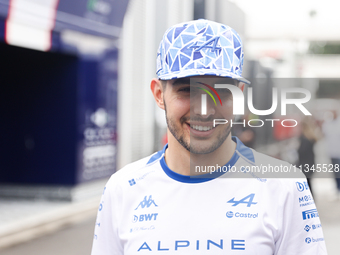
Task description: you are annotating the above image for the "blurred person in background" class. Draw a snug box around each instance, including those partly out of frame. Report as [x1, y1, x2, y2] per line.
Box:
[232, 112, 256, 148]
[297, 116, 322, 195]
[91, 19, 327, 254]
[322, 110, 340, 199]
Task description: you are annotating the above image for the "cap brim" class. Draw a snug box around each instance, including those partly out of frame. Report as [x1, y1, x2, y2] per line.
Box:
[158, 69, 251, 84]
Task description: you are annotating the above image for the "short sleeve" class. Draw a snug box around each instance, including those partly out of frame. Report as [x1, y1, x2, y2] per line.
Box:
[274, 178, 328, 255]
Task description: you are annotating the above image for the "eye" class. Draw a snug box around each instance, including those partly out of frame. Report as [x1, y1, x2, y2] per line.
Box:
[178, 87, 190, 92]
[215, 89, 232, 96]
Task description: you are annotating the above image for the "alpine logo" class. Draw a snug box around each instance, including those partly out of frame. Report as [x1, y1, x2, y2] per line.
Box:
[135, 195, 158, 210]
[137, 238, 245, 251]
[189, 36, 221, 52]
[227, 193, 257, 207]
[302, 209, 319, 220]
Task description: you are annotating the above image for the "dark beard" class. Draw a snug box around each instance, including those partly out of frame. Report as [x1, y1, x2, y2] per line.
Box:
[164, 101, 191, 152]
[164, 101, 231, 155]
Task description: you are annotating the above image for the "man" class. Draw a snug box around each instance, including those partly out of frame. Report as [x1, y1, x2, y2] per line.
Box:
[322, 110, 340, 199]
[92, 19, 327, 254]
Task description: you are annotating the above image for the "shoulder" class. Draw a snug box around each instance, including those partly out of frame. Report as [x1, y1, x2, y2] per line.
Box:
[106, 150, 163, 190]
[250, 149, 306, 187]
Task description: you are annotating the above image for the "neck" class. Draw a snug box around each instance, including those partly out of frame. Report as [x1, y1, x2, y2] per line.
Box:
[164, 132, 236, 176]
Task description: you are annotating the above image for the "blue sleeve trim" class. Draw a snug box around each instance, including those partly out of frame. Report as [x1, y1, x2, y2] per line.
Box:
[233, 136, 255, 163]
[146, 145, 167, 165]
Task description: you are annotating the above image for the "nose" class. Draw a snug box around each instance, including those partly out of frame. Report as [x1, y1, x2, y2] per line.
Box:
[192, 91, 216, 117]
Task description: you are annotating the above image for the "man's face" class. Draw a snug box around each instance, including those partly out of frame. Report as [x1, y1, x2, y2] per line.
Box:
[163, 76, 239, 154]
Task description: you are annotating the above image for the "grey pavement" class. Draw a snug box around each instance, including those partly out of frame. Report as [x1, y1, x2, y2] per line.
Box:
[0, 216, 96, 255]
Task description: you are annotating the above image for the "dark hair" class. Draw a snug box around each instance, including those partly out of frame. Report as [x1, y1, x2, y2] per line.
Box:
[159, 77, 241, 90]
[160, 79, 167, 90]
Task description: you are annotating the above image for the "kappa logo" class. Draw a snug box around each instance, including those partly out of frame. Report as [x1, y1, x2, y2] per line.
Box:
[227, 193, 257, 207]
[135, 195, 158, 210]
[189, 36, 221, 52]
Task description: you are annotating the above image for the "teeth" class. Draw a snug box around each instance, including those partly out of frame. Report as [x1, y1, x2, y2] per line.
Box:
[190, 125, 213, 131]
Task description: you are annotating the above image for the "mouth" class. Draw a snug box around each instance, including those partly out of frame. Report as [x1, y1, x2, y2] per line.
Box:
[190, 124, 214, 132]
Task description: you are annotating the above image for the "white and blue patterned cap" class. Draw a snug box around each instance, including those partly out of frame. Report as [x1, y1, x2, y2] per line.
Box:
[156, 19, 250, 84]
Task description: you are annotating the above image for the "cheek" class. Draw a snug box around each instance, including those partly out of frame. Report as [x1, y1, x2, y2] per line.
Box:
[166, 95, 190, 116]
[219, 99, 234, 117]
[171, 95, 190, 108]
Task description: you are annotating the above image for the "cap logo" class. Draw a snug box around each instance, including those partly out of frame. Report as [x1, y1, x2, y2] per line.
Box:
[189, 36, 221, 53]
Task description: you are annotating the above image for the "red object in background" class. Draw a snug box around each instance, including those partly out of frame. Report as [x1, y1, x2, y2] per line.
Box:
[162, 133, 168, 146]
[273, 118, 300, 141]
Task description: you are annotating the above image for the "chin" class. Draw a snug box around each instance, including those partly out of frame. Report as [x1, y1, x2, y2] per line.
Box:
[189, 143, 221, 155]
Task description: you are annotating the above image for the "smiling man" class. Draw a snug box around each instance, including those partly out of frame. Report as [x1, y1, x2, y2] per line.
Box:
[91, 19, 327, 254]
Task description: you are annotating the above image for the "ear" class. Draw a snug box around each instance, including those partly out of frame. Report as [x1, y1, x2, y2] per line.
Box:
[151, 78, 165, 110]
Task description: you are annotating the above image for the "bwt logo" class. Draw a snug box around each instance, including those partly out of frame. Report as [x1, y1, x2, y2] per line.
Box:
[133, 213, 158, 223]
[199, 83, 311, 116]
[296, 181, 309, 192]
